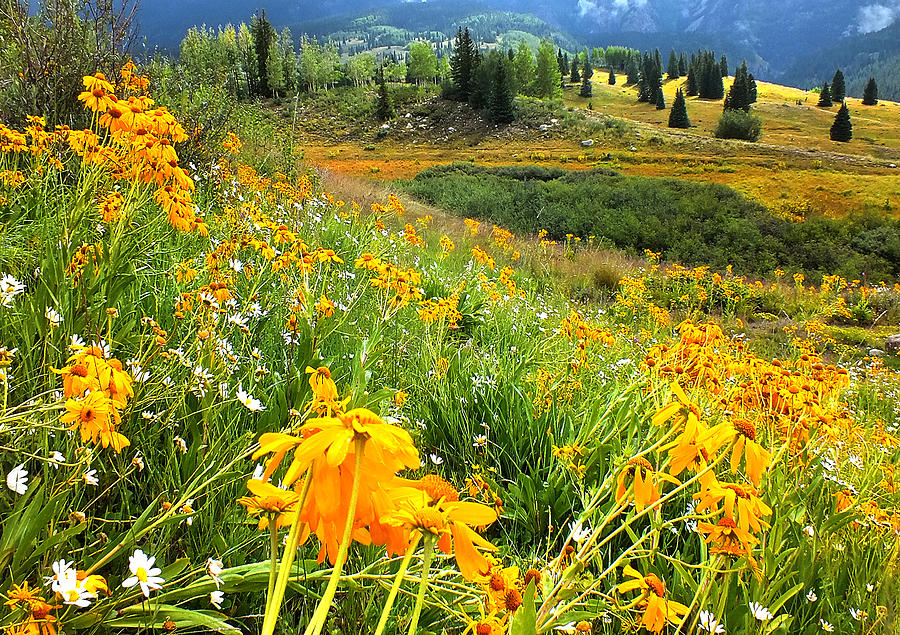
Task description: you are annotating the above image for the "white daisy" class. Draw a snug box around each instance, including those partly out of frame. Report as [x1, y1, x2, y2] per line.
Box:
[698, 610, 725, 634]
[207, 557, 224, 588]
[806, 589, 818, 602]
[82, 469, 99, 486]
[210, 590, 225, 609]
[121, 549, 164, 598]
[6, 463, 28, 495]
[236, 385, 265, 411]
[49, 451, 65, 468]
[45, 307, 63, 327]
[819, 619, 834, 632]
[749, 602, 773, 621]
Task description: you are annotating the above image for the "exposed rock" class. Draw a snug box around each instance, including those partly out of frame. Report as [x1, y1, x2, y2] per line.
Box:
[581, 139, 594, 147]
[885, 334, 900, 353]
[869, 349, 885, 357]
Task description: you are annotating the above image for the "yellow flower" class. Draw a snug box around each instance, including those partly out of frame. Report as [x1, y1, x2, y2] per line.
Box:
[237, 479, 306, 531]
[60, 391, 129, 452]
[616, 566, 688, 634]
[615, 457, 679, 513]
[703, 418, 772, 487]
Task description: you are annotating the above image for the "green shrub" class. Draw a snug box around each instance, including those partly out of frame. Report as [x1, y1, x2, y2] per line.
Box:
[714, 110, 762, 141]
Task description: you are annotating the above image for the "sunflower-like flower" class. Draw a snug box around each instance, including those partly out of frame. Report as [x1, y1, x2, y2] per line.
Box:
[237, 479, 306, 532]
[697, 517, 759, 557]
[693, 481, 772, 533]
[616, 565, 689, 634]
[616, 457, 679, 513]
[703, 417, 772, 486]
[60, 391, 129, 452]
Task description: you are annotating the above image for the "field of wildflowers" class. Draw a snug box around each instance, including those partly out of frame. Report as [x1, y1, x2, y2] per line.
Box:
[0, 66, 898, 635]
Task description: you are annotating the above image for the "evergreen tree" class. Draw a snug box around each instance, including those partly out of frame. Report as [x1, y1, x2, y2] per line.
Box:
[723, 60, 751, 111]
[686, 58, 698, 96]
[655, 81, 666, 109]
[748, 73, 757, 103]
[375, 66, 394, 120]
[699, 51, 724, 99]
[668, 88, 691, 128]
[250, 11, 275, 97]
[580, 66, 592, 97]
[830, 101, 852, 141]
[570, 57, 581, 83]
[488, 54, 515, 124]
[831, 69, 846, 102]
[678, 52, 688, 76]
[626, 56, 639, 84]
[608, 68, 616, 85]
[582, 49, 593, 80]
[667, 49, 679, 79]
[720, 54, 728, 77]
[449, 27, 477, 101]
[817, 82, 833, 107]
[862, 77, 878, 105]
[557, 48, 567, 79]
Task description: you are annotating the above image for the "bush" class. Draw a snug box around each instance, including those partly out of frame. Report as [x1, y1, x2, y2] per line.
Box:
[714, 110, 762, 141]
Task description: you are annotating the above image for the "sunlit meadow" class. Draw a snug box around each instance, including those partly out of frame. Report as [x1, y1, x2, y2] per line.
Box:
[0, 65, 898, 635]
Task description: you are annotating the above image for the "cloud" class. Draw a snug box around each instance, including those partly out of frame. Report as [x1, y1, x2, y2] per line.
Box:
[856, 2, 900, 33]
[577, 0, 649, 19]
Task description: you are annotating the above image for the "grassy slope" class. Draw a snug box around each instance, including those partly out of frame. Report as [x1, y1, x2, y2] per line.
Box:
[294, 76, 900, 219]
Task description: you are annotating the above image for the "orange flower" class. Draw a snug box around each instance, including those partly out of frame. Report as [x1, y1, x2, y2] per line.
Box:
[615, 565, 688, 633]
[697, 517, 759, 557]
[704, 418, 773, 486]
[237, 479, 306, 532]
[60, 390, 129, 452]
[693, 481, 772, 533]
[616, 457, 679, 513]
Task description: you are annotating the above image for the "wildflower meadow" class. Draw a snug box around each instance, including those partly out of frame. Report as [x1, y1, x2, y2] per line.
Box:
[0, 65, 898, 635]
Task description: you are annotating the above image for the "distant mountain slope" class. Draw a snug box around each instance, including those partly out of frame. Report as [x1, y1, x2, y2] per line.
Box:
[784, 21, 900, 100]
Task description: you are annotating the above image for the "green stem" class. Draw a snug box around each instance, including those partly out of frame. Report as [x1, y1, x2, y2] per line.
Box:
[373, 532, 422, 635]
[303, 437, 366, 635]
[406, 535, 435, 635]
[260, 465, 314, 635]
[267, 519, 279, 605]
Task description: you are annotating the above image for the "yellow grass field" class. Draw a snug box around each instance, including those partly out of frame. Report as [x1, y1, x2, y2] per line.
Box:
[297, 75, 900, 218]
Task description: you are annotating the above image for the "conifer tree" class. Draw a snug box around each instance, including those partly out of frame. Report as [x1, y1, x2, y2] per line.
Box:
[748, 73, 757, 103]
[582, 49, 593, 80]
[720, 54, 728, 77]
[375, 66, 394, 120]
[830, 101, 852, 141]
[686, 57, 698, 96]
[450, 27, 477, 101]
[817, 82, 833, 107]
[557, 49, 567, 79]
[608, 68, 616, 85]
[570, 57, 580, 83]
[669, 88, 690, 128]
[655, 81, 666, 109]
[488, 55, 515, 124]
[667, 49, 679, 79]
[250, 11, 275, 97]
[831, 69, 846, 102]
[862, 77, 878, 105]
[534, 39, 563, 99]
[580, 66, 592, 97]
[626, 57, 639, 84]
[678, 52, 688, 76]
[723, 60, 752, 111]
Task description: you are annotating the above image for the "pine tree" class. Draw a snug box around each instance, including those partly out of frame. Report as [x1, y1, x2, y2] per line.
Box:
[862, 77, 878, 105]
[686, 57, 698, 96]
[626, 57, 639, 84]
[830, 101, 852, 141]
[655, 81, 666, 109]
[582, 49, 594, 80]
[449, 27, 477, 101]
[667, 49, 679, 79]
[375, 66, 394, 121]
[831, 69, 846, 102]
[608, 68, 616, 85]
[720, 54, 728, 77]
[557, 49, 567, 79]
[250, 10, 275, 97]
[488, 55, 515, 124]
[817, 82, 833, 107]
[724, 60, 751, 111]
[570, 57, 581, 83]
[748, 73, 757, 103]
[678, 52, 688, 76]
[580, 66, 592, 97]
[668, 89, 691, 128]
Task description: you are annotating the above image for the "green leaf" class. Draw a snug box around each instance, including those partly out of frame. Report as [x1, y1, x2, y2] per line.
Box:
[511, 580, 537, 635]
[768, 582, 804, 613]
[105, 604, 239, 634]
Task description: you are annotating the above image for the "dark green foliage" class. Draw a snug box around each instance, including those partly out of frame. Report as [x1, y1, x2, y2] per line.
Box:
[582, 50, 594, 80]
[714, 109, 762, 141]
[250, 11, 275, 97]
[831, 69, 846, 102]
[402, 163, 900, 280]
[557, 48, 568, 79]
[723, 61, 753, 111]
[637, 52, 662, 104]
[686, 59, 699, 96]
[608, 68, 617, 85]
[817, 83, 833, 107]
[488, 55, 515, 124]
[668, 89, 690, 128]
[720, 54, 728, 77]
[699, 51, 725, 99]
[862, 77, 878, 105]
[449, 27, 478, 101]
[580, 68, 593, 98]
[655, 82, 666, 109]
[748, 73, 757, 103]
[667, 49, 680, 79]
[570, 57, 580, 83]
[626, 57, 639, 84]
[830, 101, 852, 142]
[375, 66, 395, 121]
[678, 52, 688, 76]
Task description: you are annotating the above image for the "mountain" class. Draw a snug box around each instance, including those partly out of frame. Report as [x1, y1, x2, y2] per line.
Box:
[135, 0, 900, 91]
